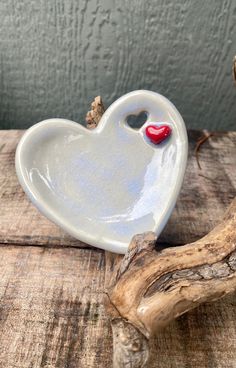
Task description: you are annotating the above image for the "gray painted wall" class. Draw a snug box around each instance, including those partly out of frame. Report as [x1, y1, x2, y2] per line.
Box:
[0, 0, 236, 130]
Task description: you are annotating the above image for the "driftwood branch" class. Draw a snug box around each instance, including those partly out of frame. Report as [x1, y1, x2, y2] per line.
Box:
[85, 96, 105, 129]
[85, 96, 236, 368]
[105, 203, 236, 367]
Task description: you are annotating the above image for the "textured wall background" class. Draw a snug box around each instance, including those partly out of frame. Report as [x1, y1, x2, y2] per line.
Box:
[0, 0, 236, 130]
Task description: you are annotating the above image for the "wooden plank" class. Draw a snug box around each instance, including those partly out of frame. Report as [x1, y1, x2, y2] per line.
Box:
[0, 245, 110, 368]
[1, 130, 236, 247]
[0, 245, 235, 368]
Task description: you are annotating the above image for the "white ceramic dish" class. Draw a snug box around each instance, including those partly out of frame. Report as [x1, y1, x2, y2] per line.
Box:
[15, 90, 188, 254]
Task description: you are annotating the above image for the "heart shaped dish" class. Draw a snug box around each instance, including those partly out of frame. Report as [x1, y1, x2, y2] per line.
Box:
[15, 90, 188, 253]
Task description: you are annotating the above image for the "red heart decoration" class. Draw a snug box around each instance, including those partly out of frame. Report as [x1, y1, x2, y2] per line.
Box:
[145, 124, 172, 145]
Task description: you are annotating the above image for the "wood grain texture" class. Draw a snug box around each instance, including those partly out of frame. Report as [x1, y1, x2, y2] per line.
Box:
[0, 130, 236, 367]
[0, 245, 110, 368]
[1, 130, 236, 248]
[0, 245, 235, 368]
[0, 1, 236, 130]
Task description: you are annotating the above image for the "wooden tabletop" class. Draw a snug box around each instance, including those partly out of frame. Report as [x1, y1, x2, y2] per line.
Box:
[0, 129, 236, 368]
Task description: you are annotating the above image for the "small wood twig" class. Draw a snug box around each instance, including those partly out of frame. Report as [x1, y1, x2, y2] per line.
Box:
[85, 96, 236, 368]
[85, 96, 105, 129]
[194, 132, 214, 170]
[233, 55, 236, 84]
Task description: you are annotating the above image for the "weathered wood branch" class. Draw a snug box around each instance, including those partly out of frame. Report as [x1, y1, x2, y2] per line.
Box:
[85, 96, 105, 129]
[86, 96, 236, 368]
[105, 200, 236, 367]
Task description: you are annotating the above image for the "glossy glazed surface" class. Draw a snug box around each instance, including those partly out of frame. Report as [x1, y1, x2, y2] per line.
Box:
[15, 90, 188, 253]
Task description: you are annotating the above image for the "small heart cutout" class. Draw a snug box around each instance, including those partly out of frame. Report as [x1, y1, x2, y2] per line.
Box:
[146, 125, 172, 145]
[126, 111, 148, 129]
